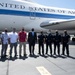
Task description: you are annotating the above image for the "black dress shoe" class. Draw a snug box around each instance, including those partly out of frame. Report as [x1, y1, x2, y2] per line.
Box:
[67, 54, 69, 57]
[24, 54, 27, 57]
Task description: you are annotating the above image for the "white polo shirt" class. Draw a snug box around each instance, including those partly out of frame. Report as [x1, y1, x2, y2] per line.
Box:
[9, 32, 18, 43]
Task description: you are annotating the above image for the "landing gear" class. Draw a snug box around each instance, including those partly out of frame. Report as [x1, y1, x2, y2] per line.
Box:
[72, 37, 75, 42]
[72, 35, 75, 42]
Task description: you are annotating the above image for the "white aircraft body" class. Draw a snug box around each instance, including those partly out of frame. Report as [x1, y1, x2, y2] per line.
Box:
[0, 0, 75, 34]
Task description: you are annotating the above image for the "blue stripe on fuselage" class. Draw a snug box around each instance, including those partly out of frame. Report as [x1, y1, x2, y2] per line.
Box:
[0, 9, 75, 19]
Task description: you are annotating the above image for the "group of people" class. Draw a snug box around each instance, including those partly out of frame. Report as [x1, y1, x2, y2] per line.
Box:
[0, 27, 70, 59]
[38, 30, 70, 57]
[0, 28, 26, 58]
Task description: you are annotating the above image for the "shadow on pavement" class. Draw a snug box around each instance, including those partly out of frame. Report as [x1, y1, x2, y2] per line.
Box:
[0, 54, 75, 62]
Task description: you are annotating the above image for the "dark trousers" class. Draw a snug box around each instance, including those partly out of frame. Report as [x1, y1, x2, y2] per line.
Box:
[46, 43, 52, 55]
[38, 43, 44, 55]
[54, 43, 60, 55]
[1, 44, 8, 57]
[10, 42, 17, 57]
[62, 43, 69, 55]
[29, 43, 35, 55]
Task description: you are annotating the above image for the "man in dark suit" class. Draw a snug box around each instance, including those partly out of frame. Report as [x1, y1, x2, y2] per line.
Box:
[28, 28, 37, 56]
[38, 31, 45, 55]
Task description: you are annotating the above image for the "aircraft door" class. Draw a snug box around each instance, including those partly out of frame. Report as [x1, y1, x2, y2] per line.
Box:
[30, 9, 36, 20]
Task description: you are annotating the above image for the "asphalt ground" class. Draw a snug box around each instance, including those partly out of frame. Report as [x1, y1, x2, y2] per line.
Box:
[0, 44, 75, 75]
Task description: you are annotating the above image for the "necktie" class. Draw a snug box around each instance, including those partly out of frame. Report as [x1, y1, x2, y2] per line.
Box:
[32, 32, 34, 36]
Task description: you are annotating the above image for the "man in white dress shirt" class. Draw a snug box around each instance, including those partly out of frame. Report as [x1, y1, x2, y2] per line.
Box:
[9, 28, 18, 58]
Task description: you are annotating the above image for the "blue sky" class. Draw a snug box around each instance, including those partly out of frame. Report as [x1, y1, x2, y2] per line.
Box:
[32, 0, 75, 9]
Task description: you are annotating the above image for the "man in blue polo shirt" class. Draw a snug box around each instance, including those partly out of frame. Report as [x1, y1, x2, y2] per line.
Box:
[1, 28, 9, 58]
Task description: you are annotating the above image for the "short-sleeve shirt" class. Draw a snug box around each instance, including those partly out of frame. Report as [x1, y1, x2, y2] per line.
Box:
[9, 32, 18, 43]
[62, 34, 70, 43]
[18, 31, 27, 42]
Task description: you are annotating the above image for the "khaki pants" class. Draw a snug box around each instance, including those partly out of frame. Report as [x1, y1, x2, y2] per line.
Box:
[19, 42, 26, 56]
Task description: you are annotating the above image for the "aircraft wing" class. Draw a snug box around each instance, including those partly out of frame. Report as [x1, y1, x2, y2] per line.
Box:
[40, 19, 75, 30]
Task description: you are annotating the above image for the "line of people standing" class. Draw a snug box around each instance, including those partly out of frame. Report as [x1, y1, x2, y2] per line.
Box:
[0, 28, 70, 59]
[0, 28, 18, 58]
[0, 27, 37, 58]
[38, 30, 70, 56]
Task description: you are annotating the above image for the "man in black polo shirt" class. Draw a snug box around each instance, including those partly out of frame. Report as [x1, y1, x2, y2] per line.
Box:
[62, 30, 70, 56]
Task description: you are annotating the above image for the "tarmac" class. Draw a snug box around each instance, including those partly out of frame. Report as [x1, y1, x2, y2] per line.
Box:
[0, 44, 75, 75]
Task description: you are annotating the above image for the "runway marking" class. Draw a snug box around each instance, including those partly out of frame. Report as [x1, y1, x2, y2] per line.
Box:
[36, 66, 52, 75]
